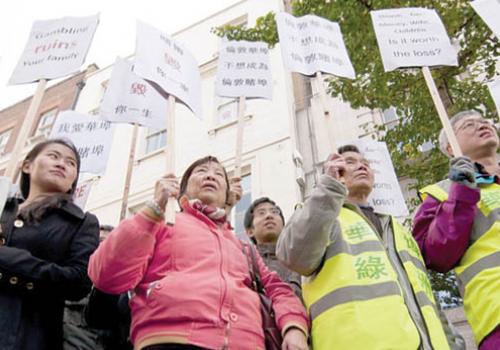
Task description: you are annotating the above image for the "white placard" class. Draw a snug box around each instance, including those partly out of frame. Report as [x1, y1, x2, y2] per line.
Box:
[100, 58, 166, 130]
[9, 15, 99, 85]
[215, 40, 273, 99]
[49, 111, 115, 174]
[352, 139, 409, 217]
[134, 21, 202, 118]
[471, 0, 500, 39]
[488, 78, 500, 113]
[0, 176, 11, 218]
[276, 12, 355, 78]
[72, 178, 93, 210]
[370, 8, 458, 72]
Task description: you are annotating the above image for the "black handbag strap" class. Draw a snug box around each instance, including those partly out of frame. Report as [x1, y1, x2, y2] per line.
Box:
[242, 243, 265, 294]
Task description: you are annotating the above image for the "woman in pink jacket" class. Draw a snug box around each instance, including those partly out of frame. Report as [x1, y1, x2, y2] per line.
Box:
[88, 156, 308, 350]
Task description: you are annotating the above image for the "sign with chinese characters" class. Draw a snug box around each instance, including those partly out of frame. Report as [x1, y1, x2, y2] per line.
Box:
[488, 78, 500, 114]
[215, 40, 273, 99]
[276, 12, 355, 78]
[471, 0, 500, 39]
[49, 111, 115, 174]
[72, 178, 93, 210]
[134, 21, 202, 118]
[352, 138, 409, 217]
[100, 58, 166, 130]
[370, 8, 458, 72]
[9, 15, 99, 85]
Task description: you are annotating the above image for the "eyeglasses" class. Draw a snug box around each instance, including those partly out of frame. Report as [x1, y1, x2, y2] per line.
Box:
[455, 118, 495, 133]
[254, 207, 281, 217]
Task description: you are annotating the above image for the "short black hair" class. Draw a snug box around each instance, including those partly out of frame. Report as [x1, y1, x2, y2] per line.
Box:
[337, 144, 361, 155]
[244, 197, 285, 230]
[99, 224, 115, 232]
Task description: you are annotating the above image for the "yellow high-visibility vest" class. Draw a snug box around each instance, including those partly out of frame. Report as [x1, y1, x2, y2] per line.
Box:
[302, 207, 449, 350]
[421, 180, 500, 344]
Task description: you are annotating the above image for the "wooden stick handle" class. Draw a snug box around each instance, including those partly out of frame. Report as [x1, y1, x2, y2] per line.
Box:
[5, 79, 48, 179]
[120, 123, 139, 220]
[165, 95, 176, 225]
[234, 96, 246, 178]
[422, 67, 463, 157]
[315, 72, 337, 153]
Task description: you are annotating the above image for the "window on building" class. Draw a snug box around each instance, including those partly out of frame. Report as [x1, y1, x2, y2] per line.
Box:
[0, 128, 12, 155]
[381, 107, 401, 131]
[145, 128, 167, 154]
[33, 108, 58, 137]
[215, 98, 238, 125]
[231, 173, 252, 238]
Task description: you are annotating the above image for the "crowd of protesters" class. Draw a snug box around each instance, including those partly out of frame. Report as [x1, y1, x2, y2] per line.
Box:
[0, 109, 499, 349]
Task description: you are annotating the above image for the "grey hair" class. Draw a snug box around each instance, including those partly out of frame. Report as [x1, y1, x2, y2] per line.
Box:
[438, 110, 483, 157]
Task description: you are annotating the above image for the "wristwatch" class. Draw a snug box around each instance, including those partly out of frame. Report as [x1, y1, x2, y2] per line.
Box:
[145, 200, 165, 218]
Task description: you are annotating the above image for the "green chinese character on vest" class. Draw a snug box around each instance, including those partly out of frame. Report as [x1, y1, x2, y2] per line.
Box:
[345, 222, 371, 241]
[355, 256, 388, 280]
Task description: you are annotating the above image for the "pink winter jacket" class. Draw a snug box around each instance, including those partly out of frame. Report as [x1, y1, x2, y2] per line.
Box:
[88, 203, 308, 350]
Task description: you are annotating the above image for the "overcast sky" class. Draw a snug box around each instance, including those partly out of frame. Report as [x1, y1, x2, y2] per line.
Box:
[0, 0, 238, 110]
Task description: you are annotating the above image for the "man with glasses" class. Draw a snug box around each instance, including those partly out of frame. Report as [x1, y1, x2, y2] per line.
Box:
[277, 145, 462, 350]
[244, 197, 302, 298]
[413, 110, 500, 350]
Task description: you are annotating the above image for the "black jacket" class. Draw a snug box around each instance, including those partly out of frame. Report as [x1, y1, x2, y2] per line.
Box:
[0, 197, 99, 350]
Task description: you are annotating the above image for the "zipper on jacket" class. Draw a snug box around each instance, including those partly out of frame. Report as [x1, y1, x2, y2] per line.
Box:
[349, 204, 434, 350]
[223, 320, 231, 349]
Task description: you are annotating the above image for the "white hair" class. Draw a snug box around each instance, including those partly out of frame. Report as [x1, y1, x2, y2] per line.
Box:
[438, 110, 484, 157]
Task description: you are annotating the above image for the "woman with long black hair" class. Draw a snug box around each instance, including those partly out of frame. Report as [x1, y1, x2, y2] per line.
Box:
[0, 138, 100, 350]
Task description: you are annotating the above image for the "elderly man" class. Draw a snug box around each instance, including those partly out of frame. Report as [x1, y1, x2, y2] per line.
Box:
[244, 197, 301, 298]
[277, 145, 459, 350]
[413, 110, 500, 350]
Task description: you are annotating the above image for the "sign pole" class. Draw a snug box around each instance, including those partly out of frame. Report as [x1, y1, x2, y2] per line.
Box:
[234, 96, 246, 178]
[315, 71, 337, 153]
[5, 78, 48, 179]
[120, 123, 139, 220]
[165, 95, 176, 225]
[421, 66, 463, 157]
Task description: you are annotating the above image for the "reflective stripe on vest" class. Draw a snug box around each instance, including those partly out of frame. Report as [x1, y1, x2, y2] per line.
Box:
[302, 208, 449, 350]
[420, 181, 500, 344]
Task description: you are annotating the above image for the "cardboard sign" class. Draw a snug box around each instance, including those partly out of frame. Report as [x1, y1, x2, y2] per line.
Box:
[72, 178, 93, 210]
[49, 111, 115, 174]
[215, 40, 273, 99]
[9, 15, 99, 85]
[276, 12, 355, 78]
[471, 0, 500, 39]
[100, 58, 167, 130]
[488, 78, 500, 114]
[134, 21, 202, 118]
[352, 139, 409, 217]
[371, 8, 458, 71]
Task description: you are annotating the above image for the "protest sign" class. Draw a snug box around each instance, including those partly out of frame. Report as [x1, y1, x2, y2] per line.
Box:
[100, 58, 166, 130]
[371, 7, 462, 156]
[489, 78, 500, 114]
[0, 177, 11, 218]
[471, 0, 500, 39]
[276, 12, 355, 78]
[73, 178, 93, 210]
[215, 39, 273, 99]
[134, 20, 202, 119]
[352, 139, 409, 217]
[49, 111, 115, 174]
[370, 8, 457, 72]
[9, 15, 99, 85]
